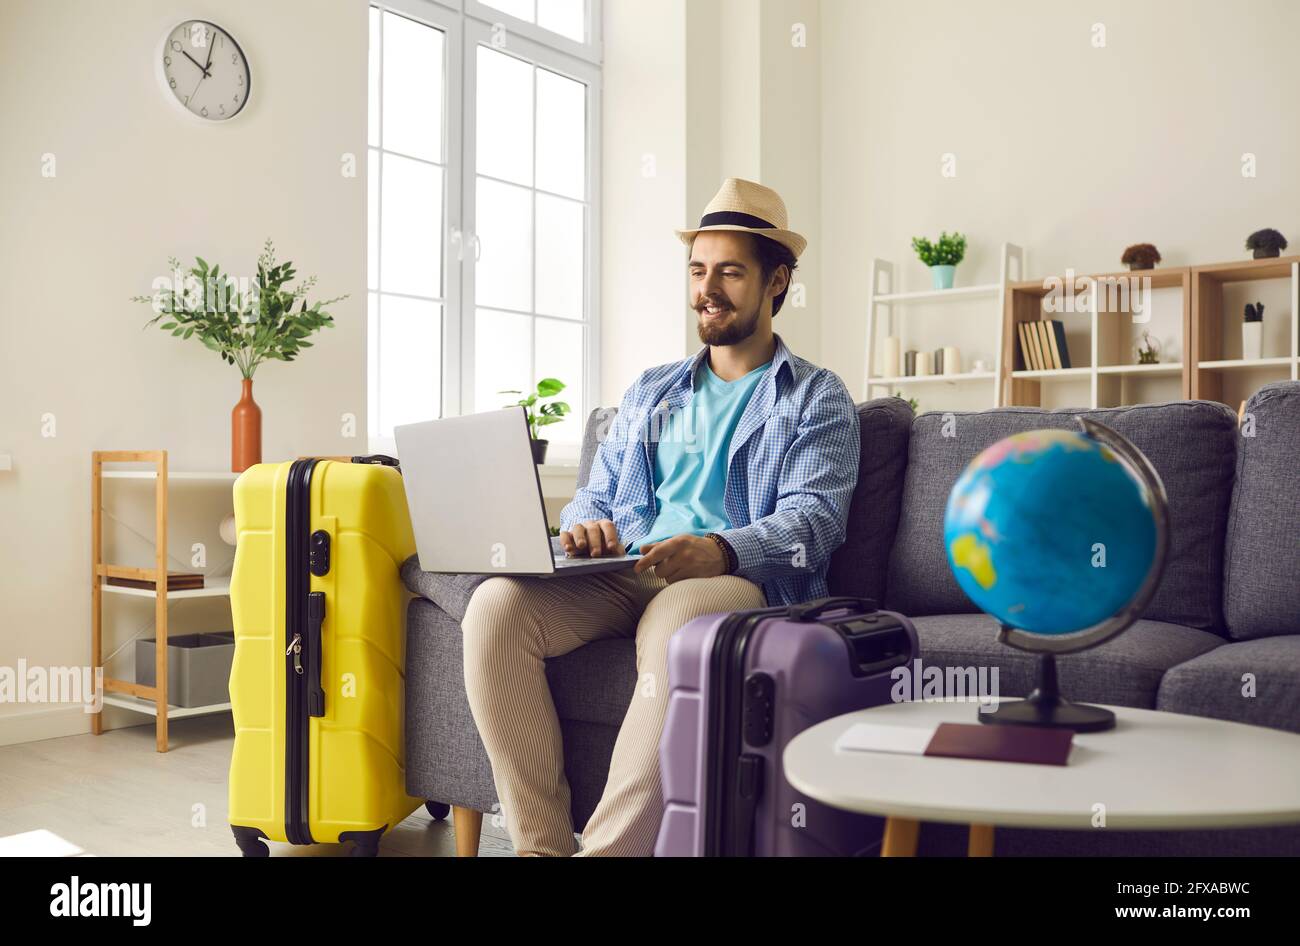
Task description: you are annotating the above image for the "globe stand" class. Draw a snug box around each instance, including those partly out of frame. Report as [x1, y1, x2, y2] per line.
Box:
[979, 651, 1116, 733]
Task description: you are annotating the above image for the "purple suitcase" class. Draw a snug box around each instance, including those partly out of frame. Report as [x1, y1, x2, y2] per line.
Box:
[655, 596, 918, 857]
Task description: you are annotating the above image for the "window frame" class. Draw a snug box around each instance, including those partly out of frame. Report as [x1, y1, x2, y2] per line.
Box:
[461, 17, 601, 460]
[367, 0, 601, 459]
[369, 0, 464, 455]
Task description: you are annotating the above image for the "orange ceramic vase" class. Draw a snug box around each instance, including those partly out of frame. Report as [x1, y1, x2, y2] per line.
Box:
[231, 378, 262, 473]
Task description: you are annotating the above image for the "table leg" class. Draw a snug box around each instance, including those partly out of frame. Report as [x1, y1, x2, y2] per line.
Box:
[968, 824, 995, 857]
[881, 817, 920, 856]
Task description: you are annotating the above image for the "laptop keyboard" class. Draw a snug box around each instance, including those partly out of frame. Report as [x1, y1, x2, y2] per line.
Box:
[551, 536, 637, 565]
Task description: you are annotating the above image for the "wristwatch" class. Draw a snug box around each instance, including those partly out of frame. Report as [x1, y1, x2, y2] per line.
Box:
[704, 532, 738, 575]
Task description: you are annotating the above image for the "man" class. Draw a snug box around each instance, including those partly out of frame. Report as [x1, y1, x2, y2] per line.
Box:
[460, 178, 861, 856]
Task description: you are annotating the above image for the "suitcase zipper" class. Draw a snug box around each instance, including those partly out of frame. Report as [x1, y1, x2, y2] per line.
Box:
[284, 459, 319, 846]
[704, 605, 788, 857]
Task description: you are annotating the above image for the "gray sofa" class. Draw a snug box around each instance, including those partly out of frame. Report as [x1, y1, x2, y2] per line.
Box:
[402, 381, 1300, 856]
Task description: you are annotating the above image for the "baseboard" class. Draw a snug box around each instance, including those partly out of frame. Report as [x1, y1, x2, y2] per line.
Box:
[0, 704, 152, 748]
[0, 705, 92, 747]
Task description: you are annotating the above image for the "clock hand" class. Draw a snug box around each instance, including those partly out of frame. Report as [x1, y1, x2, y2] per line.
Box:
[202, 28, 216, 73]
[181, 49, 211, 79]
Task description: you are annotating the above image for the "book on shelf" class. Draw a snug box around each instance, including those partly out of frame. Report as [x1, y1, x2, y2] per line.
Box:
[1016, 319, 1072, 371]
[106, 572, 205, 592]
[1043, 319, 1072, 369]
[1036, 321, 1055, 369]
[1016, 323, 1031, 370]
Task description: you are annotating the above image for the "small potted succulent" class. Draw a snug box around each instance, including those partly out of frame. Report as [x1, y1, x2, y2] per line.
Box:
[1245, 228, 1288, 259]
[1136, 331, 1160, 365]
[1120, 243, 1161, 271]
[1243, 302, 1264, 360]
[911, 231, 967, 290]
[500, 377, 570, 464]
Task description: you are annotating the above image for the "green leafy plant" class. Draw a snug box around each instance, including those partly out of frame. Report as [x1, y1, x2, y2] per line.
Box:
[911, 231, 967, 267]
[132, 239, 345, 379]
[500, 378, 571, 441]
[894, 391, 920, 413]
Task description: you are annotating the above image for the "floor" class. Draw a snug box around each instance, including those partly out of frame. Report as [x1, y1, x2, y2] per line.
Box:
[0, 714, 519, 857]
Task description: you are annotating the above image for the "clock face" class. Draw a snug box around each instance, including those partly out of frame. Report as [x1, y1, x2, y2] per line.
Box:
[159, 20, 250, 121]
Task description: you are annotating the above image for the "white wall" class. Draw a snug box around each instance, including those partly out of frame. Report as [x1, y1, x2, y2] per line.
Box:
[820, 0, 1300, 397]
[602, 0, 824, 404]
[0, 0, 369, 743]
[600, 0, 690, 404]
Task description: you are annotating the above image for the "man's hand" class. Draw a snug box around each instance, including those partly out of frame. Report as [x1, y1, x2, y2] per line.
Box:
[633, 534, 726, 583]
[559, 519, 625, 558]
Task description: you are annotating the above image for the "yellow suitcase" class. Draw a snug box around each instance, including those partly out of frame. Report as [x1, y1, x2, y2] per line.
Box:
[228, 456, 427, 856]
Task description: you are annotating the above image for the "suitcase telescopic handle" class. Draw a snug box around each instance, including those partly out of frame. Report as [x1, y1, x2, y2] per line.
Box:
[350, 454, 400, 468]
[787, 596, 878, 623]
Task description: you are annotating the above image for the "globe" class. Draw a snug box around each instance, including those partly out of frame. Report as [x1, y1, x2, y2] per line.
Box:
[944, 425, 1160, 636]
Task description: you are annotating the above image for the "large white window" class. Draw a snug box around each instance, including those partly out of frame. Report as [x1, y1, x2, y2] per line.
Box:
[368, 0, 600, 457]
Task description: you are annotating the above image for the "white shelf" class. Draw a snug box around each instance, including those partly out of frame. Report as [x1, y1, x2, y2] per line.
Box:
[1012, 367, 1092, 380]
[869, 372, 996, 386]
[1198, 357, 1295, 370]
[102, 471, 240, 481]
[102, 693, 231, 719]
[1096, 362, 1184, 375]
[102, 579, 231, 600]
[874, 284, 1002, 304]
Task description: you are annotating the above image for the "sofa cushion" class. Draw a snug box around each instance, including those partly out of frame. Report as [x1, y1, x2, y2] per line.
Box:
[912, 613, 1224, 709]
[1223, 381, 1300, 641]
[827, 397, 914, 605]
[885, 401, 1239, 633]
[401, 557, 490, 622]
[1157, 635, 1300, 734]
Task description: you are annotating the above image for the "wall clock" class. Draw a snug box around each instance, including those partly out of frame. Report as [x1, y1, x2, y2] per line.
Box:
[158, 20, 251, 121]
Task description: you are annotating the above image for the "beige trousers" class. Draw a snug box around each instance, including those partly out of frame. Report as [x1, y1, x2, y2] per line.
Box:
[461, 568, 766, 856]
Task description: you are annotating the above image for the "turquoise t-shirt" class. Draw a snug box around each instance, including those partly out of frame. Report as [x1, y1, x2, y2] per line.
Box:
[628, 357, 772, 554]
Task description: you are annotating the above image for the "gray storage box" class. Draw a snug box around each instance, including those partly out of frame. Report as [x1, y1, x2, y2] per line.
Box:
[135, 633, 235, 708]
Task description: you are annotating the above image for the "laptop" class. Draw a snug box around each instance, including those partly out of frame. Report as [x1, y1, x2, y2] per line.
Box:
[393, 407, 641, 577]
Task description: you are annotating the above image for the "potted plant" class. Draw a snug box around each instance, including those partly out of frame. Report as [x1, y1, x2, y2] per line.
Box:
[500, 378, 570, 464]
[1136, 331, 1160, 365]
[1120, 243, 1161, 271]
[133, 240, 344, 472]
[1245, 228, 1288, 259]
[911, 231, 967, 290]
[1243, 302, 1264, 360]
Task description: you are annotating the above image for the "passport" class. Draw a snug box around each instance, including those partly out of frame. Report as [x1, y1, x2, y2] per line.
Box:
[923, 722, 1073, 765]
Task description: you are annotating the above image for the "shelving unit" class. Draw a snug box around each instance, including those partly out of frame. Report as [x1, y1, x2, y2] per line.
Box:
[1190, 257, 1300, 409]
[863, 243, 1025, 410]
[1003, 265, 1191, 410]
[91, 452, 238, 752]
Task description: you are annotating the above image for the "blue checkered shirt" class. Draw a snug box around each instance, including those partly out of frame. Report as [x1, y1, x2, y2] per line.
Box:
[560, 333, 861, 608]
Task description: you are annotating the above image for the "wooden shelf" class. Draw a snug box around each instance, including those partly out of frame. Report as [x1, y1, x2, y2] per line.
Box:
[869, 372, 996, 385]
[1198, 357, 1295, 370]
[102, 693, 231, 719]
[101, 579, 231, 600]
[102, 470, 239, 482]
[92, 450, 236, 752]
[1012, 367, 1092, 380]
[1189, 255, 1300, 282]
[1096, 362, 1184, 375]
[875, 284, 1001, 304]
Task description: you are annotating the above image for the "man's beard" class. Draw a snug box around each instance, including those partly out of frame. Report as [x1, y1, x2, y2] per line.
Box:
[696, 302, 760, 346]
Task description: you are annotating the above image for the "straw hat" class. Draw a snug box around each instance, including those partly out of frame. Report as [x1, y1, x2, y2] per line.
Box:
[675, 178, 807, 259]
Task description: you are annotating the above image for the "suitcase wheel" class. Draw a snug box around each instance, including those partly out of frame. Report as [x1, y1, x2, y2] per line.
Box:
[231, 825, 270, 858]
[425, 801, 451, 821]
[340, 826, 386, 858]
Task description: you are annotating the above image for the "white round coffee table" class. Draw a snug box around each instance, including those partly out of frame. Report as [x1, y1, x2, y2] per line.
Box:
[783, 698, 1300, 856]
